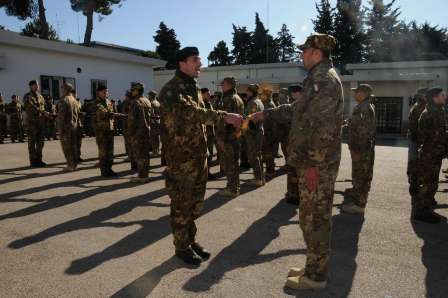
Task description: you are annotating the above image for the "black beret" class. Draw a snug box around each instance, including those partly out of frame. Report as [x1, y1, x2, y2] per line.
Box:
[97, 84, 108, 92]
[288, 84, 303, 93]
[29, 80, 38, 86]
[201, 88, 209, 93]
[177, 47, 199, 63]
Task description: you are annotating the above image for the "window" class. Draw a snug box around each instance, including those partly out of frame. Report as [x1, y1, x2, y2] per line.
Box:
[91, 79, 107, 99]
[40, 76, 76, 100]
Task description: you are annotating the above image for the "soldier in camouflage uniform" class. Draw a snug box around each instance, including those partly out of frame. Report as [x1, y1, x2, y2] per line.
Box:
[343, 84, 376, 215]
[414, 87, 447, 224]
[0, 93, 7, 143]
[75, 97, 84, 162]
[128, 83, 152, 183]
[201, 88, 217, 180]
[260, 87, 277, 179]
[159, 47, 242, 265]
[24, 80, 49, 167]
[56, 83, 81, 171]
[252, 34, 343, 290]
[44, 96, 57, 141]
[94, 84, 117, 177]
[7, 95, 25, 143]
[243, 84, 265, 186]
[407, 88, 428, 196]
[277, 88, 290, 105]
[121, 91, 132, 159]
[217, 77, 244, 197]
[148, 90, 161, 155]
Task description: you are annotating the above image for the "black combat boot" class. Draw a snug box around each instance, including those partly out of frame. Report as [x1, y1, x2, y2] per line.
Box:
[414, 209, 442, 224]
[175, 247, 202, 266]
[191, 242, 211, 260]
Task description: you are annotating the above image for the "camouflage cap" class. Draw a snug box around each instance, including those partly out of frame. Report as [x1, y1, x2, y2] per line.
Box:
[177, 46, 200, 63]
[279, 88, 289, 94]
[148, 90, 157, 98]
[426, 87, 444, 100]
[28, 79, 38, 86]
[417, 87, 428, 96]
[62, 82, 75, 93]
[351, 84, 373, 96]
[298, 33, 336, 52]
[221, 77, 237, 87]
[246, 84, 259, 94]
[131, 82, 145, 93]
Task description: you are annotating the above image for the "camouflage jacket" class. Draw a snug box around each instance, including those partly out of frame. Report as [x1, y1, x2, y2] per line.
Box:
[203, 99, 215, 137]
[287, 59, 344, 168]
[407, 100, 426, 142]
[216, 88, 244, 142]
[128, 96, 152, 140]
[121, 98, 131, 132]
[262, 99, 277, 137]
[150, 98, 161, 131]
[95, 97, 114, 132]
[417, 102, 447, 160]
[159, 70, 226, 170]
[7, 102, 23, 120]
[23, 91, 45, 126]
[56, 95, 81, 134]
[277, 93, 290, 105]
[244, 96, 264, 133]
[0, 100, 6, 116]
[347, 99, 376, 152]
[45, 102, 56, 115]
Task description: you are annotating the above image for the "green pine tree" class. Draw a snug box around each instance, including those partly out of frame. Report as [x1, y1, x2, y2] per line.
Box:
[231, 24, 252, 65]
[153, 22, 181, 69]
[208, 41, 233, 66]
[276, 24, 297, 62]
[21, 18, 59, 40]
[312, 0, 335, 35]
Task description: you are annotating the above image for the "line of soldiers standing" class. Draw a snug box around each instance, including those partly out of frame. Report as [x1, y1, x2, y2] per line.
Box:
[407, 86, 447, 224]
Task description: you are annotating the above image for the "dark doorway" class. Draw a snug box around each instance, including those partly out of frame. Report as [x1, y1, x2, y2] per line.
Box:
[375, 97, 403, 134]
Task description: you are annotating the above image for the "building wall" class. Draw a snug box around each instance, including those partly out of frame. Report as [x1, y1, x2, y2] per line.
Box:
[0, 43, 156, 102]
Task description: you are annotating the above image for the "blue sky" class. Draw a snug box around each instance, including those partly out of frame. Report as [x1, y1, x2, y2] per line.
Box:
[1, 0, 447, 64]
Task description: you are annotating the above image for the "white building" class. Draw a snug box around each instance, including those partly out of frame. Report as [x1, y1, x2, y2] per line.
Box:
[155, 60, 448, 135]
[0, 29, 165, 102]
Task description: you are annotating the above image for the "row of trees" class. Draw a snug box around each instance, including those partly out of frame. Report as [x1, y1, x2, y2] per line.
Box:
[313, 0, 448, 71]
[0, 0, 122, 46]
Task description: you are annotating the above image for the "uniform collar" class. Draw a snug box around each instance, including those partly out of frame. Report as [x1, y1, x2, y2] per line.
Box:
[175, 69, 197, 85]
[307, 59, 332, 75]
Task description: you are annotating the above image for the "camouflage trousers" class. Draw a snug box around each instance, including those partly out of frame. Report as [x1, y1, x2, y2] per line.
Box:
[95, 129, 114, 173]
[0, 115, 6, 141]
[77, 128, 83, 160]
[166, 159, 208, 250]
[286, 165, 299, 200]
[45, 120, 57, 140]
[9, 118, 24, 142]
[297, 162, 340, 282]
[263, 135, 277, 174]
[27, 126, 45, 163]
[351, 148, 375, 207]
[60, 127, 79, 168]
[416, 155, 442, 212]
[407, 140, 419, 195]
[206, 135, 215, 165]
[223, 141, 241, 192]
[151, 130, 161, 154]
[245, 131, 264, 181]
[130, 138, 150, 178]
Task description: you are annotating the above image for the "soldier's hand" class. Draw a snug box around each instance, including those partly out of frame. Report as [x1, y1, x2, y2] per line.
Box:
[250, 112, 264, 123]
[224, 113, 243, 128]
[305, 167, 319, 193]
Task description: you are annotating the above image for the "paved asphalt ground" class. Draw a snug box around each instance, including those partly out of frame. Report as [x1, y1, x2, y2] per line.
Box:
[0, 137, 447, 298]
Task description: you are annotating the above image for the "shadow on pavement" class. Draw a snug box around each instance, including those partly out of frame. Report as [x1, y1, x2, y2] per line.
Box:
[411, 216, 448, 297]
[63, 184, 259, 275]
[8, 188, 168, 249]
[182, 199, 302, 293]
[110, 257, 184, 298]
[0, 171, 153, 221]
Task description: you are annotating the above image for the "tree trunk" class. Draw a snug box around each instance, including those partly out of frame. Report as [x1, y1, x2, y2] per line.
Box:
[83, 7, 94, 46]
[38, 0, 49, 39]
